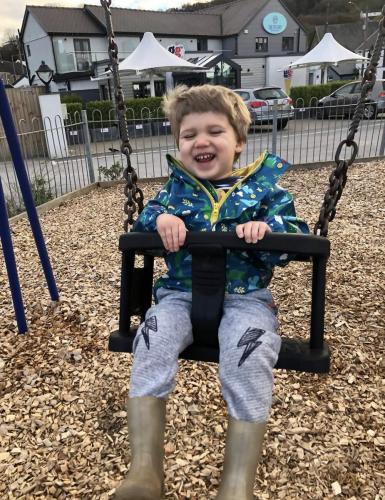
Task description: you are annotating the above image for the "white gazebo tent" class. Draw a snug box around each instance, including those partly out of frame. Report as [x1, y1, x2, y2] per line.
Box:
[289, 33, 369, 83]
[97, 32, 206, 96]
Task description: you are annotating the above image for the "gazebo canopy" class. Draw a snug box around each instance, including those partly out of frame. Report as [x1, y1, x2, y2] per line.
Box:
[95, 31, 205, 95]
[118, 32, 205, 74]
[289, 32, 368, 69]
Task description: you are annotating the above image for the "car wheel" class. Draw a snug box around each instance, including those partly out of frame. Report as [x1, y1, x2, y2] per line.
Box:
[363, 104, 377, 119]
[277, 119, 288, 130]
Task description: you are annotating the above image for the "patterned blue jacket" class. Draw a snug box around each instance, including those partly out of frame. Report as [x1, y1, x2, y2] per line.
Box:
[134, 151, 309, 294]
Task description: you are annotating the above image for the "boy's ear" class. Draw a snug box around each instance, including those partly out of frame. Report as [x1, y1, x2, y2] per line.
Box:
[235, 141, 245, 153]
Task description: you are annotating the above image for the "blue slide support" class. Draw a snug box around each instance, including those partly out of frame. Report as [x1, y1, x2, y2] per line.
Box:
[0, 177, 28, 333]
[0, 79, 59, 304]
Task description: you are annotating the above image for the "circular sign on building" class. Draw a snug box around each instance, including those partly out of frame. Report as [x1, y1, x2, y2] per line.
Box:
[262, 12, 287, 34]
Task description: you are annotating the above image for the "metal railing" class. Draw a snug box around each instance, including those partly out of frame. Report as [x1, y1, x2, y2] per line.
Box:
[1, 97, 385, 216]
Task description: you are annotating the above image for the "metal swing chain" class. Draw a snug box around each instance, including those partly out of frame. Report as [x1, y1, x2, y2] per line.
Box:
[315, 5, 385, 237]
[101, 0, 144, 232]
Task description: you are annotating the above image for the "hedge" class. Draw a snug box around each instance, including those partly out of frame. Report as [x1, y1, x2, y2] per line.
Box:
[64, 102, 83, 122]
[290, 80, 355, 107]
[60, 94, 84, 105]
[85, 96, 165, 125]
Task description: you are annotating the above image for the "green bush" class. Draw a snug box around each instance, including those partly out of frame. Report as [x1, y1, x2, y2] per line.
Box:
[30, 177, 53, 206]
[124, 97, 164, 120]
[65, 102, 83, 122]
[290, 80, 355, 107]
[6, 177, 53, 216]
[86, 100, 115, 128]
[98, 161, 124, 181]
[86, 97, 165, 126]
[60, 94, 84, 105]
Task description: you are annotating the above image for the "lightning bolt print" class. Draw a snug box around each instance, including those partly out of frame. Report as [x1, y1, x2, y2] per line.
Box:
[237, 327, 266, 367]
[141, 316, 158, 350]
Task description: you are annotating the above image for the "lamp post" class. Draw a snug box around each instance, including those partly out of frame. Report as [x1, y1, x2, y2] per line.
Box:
[348, 1, 368, 76]
[36, 60, 54, 93]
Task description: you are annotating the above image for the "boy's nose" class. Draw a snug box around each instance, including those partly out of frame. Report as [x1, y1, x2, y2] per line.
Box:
[194, 134, 210, 147]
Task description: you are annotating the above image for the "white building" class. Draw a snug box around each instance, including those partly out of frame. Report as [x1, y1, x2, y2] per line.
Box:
[20, 0, 309, 100]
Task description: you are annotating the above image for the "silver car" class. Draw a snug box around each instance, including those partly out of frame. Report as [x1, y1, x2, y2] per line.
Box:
[234, 87, 294, 130]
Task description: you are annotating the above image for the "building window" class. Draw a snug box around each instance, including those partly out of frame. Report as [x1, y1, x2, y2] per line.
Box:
[73, 38, 92, 71]
[255, 37, 268, 52]
[282, 37, 294, 51]
[26, 45, 31, 57]
[197, 38, 208, 51]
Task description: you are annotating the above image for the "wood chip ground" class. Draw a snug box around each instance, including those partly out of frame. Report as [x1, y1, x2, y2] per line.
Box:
[0, 161, 384, 499]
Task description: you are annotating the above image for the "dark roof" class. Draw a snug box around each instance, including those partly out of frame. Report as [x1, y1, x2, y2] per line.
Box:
[21, 1, 305, 40]
[84, 5, 221, 37]
[196, 0, 270, 35]
[198, 0, 307, 36]
[21, 6, 104, 37]
[314, 21, 379, 51]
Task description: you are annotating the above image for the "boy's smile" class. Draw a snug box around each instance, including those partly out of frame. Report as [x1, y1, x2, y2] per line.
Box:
[178, 111, 244, 180]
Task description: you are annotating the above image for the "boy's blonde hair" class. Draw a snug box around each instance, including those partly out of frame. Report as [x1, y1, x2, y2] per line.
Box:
[163, 85, 251, 158]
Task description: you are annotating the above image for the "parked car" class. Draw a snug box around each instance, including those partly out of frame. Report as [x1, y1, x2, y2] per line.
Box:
[234, 86, 294, 130]
[317, 79, 385, 119]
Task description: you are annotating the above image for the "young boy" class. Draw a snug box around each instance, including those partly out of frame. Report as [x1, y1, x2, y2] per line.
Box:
[114, 85, 309, 500]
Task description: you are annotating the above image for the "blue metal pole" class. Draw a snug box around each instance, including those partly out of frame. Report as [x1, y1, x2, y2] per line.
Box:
[0, 79, 59, 301]
[0, 178, 28, 333]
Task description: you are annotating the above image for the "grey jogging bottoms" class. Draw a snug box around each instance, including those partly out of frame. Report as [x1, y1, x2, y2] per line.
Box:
[129, 287, 281, 422]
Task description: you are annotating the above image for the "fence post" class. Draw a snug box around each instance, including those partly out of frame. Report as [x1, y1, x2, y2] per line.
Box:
[379, 118, 385, 156]
[81, 109, 95, 183]
[272, 99, 278, 155]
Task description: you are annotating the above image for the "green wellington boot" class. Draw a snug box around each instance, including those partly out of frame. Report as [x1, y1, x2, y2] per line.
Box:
[114, 396, 166, 500]
[215, 417, 267, 500]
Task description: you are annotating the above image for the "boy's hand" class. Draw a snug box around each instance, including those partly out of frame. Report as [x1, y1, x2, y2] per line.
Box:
[236, 221, 271, 243]
[156, 214, 187, 252]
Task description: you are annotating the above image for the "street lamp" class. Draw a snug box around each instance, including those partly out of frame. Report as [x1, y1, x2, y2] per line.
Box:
[348, 1, 368, 76]
[36, 60, 54, 93]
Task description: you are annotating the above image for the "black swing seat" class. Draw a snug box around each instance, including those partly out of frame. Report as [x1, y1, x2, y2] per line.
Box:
[110, 232, 330, 374]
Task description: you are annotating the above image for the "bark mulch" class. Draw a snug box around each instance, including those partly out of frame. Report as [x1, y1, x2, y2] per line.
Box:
[0, 161, 384, 499]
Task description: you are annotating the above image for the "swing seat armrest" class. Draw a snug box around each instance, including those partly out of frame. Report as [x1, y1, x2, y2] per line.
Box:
[119, 232, 330, 259]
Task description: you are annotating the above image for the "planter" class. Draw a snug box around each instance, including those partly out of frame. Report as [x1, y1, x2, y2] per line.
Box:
[65, 126, 84, 145]
[151, 119, 172, 136]
[294, 107, 317, 119]
[127, 122, 152, 138]
[90, 125, 119, 143]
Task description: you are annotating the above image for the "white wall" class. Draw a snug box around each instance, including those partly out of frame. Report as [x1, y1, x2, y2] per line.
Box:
[70, 79, 99, 91]
[23, 13, 55, 81]
[234, 57, 266, 87]
[266, 56, 307, 88]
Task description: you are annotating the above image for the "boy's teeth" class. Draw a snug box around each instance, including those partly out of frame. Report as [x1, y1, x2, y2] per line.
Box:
[196, 153, 214, 161]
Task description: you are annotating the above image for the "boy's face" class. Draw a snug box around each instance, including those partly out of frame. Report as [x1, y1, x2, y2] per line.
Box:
[178, 111, 244, 181]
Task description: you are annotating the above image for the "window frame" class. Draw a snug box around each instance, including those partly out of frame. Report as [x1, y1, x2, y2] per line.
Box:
[255, 37, 268, 53]
[73, 38, 92, 72]
[282, 36, 294, 52]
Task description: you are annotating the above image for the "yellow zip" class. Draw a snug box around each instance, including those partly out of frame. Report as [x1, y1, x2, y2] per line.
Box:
[170, 151, 267, 226]
[211, 151, 267, 225]
[171, 158, 218, 222]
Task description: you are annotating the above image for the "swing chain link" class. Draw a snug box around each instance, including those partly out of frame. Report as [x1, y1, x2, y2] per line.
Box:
[315, 6, 385, 237]
[101, 0, 144, 232]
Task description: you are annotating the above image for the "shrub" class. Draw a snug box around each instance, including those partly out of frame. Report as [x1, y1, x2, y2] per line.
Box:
[65, 102, 83, 122]
[124, 97, 164, 120]
[60, 94, 84, 105]
[86, 97, 165, 126]
[290, 80, 355, 107]
[98, 161, 124, 181]
[5, 176, 53, 217]
[86, 100, 115, 128]
[30, 177, 53, 206]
